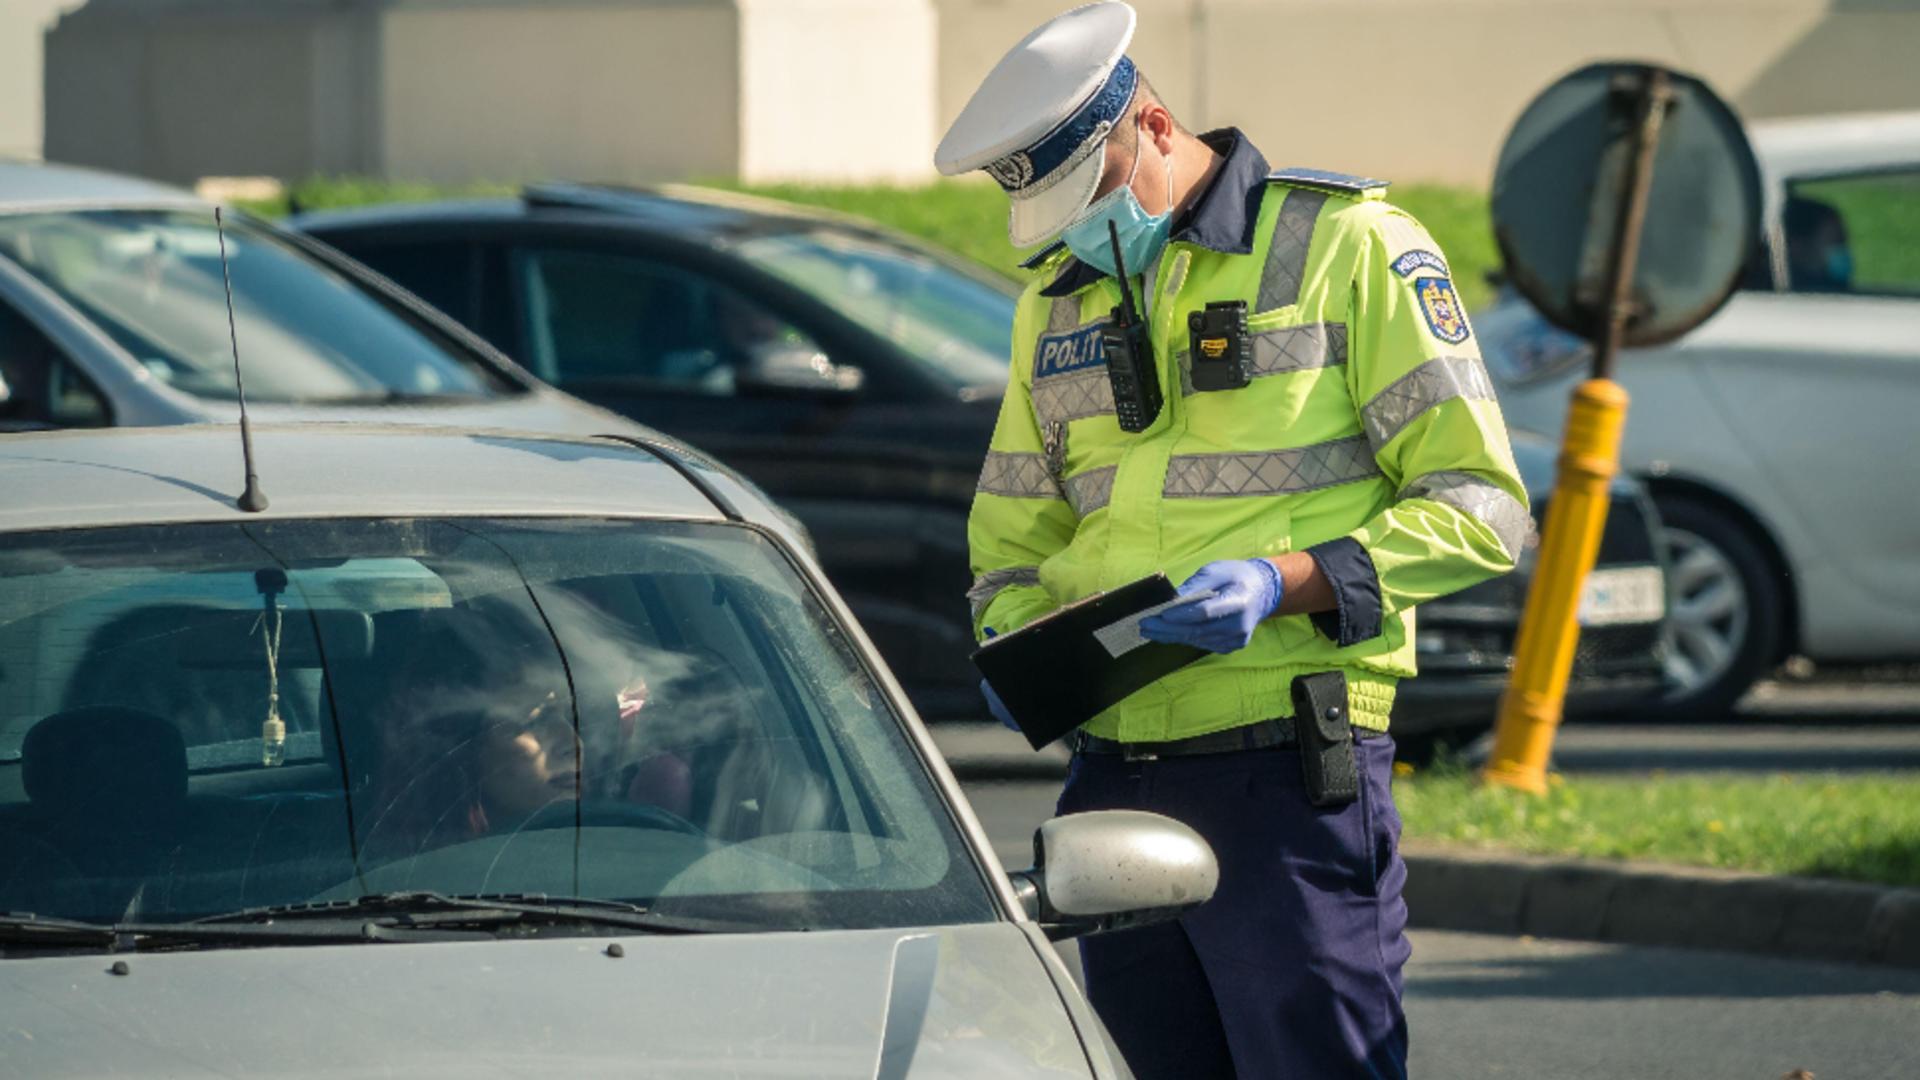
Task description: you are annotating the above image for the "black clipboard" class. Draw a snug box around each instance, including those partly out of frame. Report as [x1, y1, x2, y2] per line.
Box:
[971, 574, 1208, 750]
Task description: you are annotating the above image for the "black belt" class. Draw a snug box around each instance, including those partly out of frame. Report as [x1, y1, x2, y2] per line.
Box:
[1069, 717, 1387, 762]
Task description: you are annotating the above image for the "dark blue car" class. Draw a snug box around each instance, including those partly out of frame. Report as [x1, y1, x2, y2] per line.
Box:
[296, 185, 1670, 753]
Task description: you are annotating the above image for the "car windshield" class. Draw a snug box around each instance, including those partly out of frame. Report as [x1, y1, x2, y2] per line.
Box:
[0, 209, 510, 404]
[0, 518, 993, 939]
[731, 228, 1015, 389]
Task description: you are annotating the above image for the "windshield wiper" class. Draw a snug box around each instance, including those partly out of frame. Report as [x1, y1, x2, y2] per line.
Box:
[0, 911, 406, 953]
[196, 891, 730, 935]
[0, 912, 117, 947]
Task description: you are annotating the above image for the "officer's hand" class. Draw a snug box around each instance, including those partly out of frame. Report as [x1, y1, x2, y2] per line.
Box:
[980, 678, 1019, 732]
[1139, 559, 1285, 653]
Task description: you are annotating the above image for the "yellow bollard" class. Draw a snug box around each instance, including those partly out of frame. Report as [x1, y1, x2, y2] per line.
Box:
[1481, 378, 1630, 794]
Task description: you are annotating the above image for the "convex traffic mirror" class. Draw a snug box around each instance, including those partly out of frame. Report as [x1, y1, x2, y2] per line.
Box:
[1492, 62, 1762, 349]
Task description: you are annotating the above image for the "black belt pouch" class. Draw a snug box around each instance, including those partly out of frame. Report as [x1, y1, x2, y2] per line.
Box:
[1291, 671, 1360, 807]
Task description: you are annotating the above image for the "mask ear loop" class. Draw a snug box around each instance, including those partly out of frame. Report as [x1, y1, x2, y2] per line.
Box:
[1163, 132, 1175, 216]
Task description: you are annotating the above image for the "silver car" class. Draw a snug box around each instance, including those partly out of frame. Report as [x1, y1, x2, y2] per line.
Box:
[1479, 111, 1920, 716]
[0, 160, 649, 439]
[0, 423, 1217, 1078]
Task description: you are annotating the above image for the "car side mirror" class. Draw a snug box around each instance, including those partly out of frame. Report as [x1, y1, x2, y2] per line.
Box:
[734, 343, 863, 398]
[1007, 810, 1219, 941]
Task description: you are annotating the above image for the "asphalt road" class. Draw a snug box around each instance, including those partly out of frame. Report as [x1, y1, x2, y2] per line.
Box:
[1405, 929, 1920, 1079]
[934, 674, 1920, 780]
[960, 776, 1920, 1079]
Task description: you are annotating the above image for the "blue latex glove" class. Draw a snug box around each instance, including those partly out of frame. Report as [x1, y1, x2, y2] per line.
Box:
[980, 678, 1018, 731]
[1139, 559, 1286, 654]
[979, 627, 1019, 731]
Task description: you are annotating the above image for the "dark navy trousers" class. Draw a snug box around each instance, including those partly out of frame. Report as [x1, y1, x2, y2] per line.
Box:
[1057, 736, 1410, 1079]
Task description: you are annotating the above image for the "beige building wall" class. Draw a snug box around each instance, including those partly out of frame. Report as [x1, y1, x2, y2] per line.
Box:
[34, 0, 1920, 187]
[737, 0, 938, 182]
[0, 0, 80, 160]
[379, 2, 743, 184]
[41, 0, 936, 187]
[935, 0, 1920, 186]
[43, 1, 382, 183]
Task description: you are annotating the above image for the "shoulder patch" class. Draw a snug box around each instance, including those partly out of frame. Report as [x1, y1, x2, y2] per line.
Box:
[1020, 240, 1068, 271]
[1266, 167, 1390, 196]
[1413, 277, 1471, 345]
[1391, 249, 1449, 278]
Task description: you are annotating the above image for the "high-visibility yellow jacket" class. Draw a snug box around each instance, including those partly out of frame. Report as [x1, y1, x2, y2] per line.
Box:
[967, 131, 1527, 740]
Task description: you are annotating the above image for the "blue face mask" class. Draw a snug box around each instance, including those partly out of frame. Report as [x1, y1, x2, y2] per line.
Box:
[1827, 248, 1853, 286]
[1061, 130, 1173, 279]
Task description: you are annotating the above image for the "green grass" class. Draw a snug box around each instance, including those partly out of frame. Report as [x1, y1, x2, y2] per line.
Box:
[1792, 176, 1920, 294]
[1394, 761, 1920, 888]
[235, 176, 521, 220]
[247, 174, 1501, 308]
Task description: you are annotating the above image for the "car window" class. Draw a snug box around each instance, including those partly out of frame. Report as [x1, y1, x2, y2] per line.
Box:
[512, 247, 826, 395]
[1783, 170, 1920, 297]
[0, 210, 513, 404]
[0, 300, 109, 428]
[731, 227, 1016, 390]
[0, 518, 992, 934]
[342, 239, 478, 325]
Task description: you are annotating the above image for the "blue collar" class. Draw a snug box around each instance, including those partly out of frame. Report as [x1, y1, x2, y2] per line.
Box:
[1037, 127, 1271, 298]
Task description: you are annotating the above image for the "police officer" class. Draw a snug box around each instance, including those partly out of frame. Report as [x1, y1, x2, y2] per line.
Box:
[939, 4, 1529, 1077]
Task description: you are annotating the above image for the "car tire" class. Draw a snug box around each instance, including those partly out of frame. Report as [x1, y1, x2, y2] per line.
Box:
[1645, 494, 1785, 719]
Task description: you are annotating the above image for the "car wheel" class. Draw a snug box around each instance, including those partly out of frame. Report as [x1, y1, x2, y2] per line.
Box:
[1646, 495, 1784, 719]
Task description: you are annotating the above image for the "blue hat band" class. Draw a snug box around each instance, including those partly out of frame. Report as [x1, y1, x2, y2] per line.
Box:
[984, 55, 1137, 194]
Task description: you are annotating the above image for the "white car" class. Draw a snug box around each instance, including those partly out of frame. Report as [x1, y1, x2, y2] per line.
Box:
[0, 423, 1215, 1077]
[0, 160, 651, 439]
[1480, 110, 1920, 715]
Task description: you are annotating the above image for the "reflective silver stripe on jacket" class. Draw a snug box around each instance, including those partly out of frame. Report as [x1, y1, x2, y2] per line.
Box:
[1046, 294, 1080, 333]
[1033, 367, 1116, 424]
[1176, 322, 1347, 395]
[1399, 470, 1532, 561]
[1163, 435, 1380, 498]
[1360, 354, 1497, 450]
[968, 566, 1041, 620]
[1256, 188, 1329, 312]
[977, 451, 1063, 500]
[1064, 466, 1117, 517]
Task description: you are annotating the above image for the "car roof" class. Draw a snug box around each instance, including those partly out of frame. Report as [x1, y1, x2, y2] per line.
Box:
[1751, 110, 1920, 182]
[0, 158, 207, 214]
[0, 424, 730, 533]
[293, 181, 893, 244]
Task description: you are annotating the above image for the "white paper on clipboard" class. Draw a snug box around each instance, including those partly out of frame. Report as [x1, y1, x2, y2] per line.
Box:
[1092, 589, 1216, 658]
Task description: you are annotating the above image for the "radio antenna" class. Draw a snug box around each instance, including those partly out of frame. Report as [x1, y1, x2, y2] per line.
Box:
[215, 207, 268, 513]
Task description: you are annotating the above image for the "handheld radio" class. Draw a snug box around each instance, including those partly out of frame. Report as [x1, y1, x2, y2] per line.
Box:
[1098, 220, 1162, 433]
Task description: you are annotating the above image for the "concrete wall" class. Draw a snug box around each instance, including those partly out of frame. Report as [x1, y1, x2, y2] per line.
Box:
[43, 2, 381, 183]
[379, 2, 743, 184]
[32, 0, 1920, 186]
[40, 0, 936, 186]
[0, 1, 82, 160]
[736, 0, 938, 182]
[935, 0, 1920, 186]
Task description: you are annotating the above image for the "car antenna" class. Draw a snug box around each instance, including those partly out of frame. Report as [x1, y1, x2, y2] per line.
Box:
[214, 206, 268, 513]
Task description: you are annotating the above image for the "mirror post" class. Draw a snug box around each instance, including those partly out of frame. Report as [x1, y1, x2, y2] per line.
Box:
[1482, 69, 1673, 795]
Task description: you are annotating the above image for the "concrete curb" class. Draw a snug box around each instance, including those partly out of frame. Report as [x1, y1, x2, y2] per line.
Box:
[1402, 842, 1920, 969]
[930, 723, 1920, 969]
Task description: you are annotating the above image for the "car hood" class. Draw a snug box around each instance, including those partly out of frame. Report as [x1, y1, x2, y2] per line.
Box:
[0, 923, 1093, 1078]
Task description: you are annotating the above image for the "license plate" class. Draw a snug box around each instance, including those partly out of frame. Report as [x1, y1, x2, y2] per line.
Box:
[1578, 565, 1666, 627]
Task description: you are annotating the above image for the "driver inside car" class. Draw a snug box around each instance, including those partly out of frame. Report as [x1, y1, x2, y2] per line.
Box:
[363, 692, 582, 859]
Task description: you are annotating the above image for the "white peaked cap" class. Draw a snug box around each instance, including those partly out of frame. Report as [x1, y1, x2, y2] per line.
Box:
[935, 2, 1139, 247]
